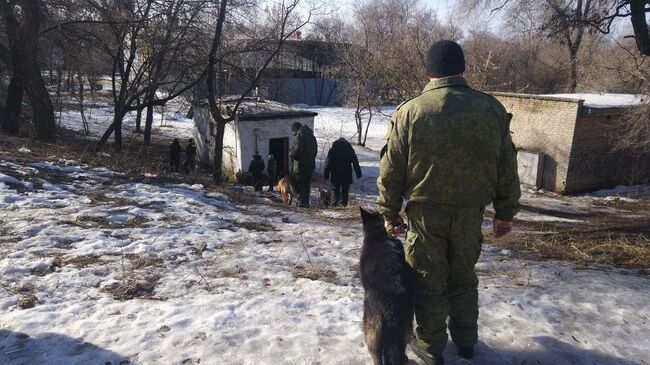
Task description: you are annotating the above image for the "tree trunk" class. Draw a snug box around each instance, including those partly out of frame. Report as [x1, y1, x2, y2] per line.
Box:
[97, 106, 125, 152]
[630, 0, 650, 55]
[206, 0, 229, 185]
[1, 75, 23, 135]
[135, 98, 142, 134]
[144, 89, 156, 145]
[362, 109, 373, 147]
[212, 115, 226, 184]
[5, 0, 57, 142]
[568, 47, 578, 93]
[23, 62, 57, 141]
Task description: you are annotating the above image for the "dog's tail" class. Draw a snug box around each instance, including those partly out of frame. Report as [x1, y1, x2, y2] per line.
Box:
[381, 320, 407, 365]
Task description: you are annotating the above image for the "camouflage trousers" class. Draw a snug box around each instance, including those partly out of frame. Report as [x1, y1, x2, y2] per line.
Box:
[296, 171, 312, 207]
[405, 203, 485, 355]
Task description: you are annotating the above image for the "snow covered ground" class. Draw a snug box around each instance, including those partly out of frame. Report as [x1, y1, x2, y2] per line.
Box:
[57, 97, 194, 142]
[1, 105, 649, 365]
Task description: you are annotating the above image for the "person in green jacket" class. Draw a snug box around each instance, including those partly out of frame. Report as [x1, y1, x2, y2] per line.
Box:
[289, 122, 318, 207]
[377, 40, 521, 365]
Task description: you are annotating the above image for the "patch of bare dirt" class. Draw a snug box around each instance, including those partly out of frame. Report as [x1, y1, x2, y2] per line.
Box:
[292, 265, 338, 283]
[102, 276, 159, 301]
[219, 265, 248, 279]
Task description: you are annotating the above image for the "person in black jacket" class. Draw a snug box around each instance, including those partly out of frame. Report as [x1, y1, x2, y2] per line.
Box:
[184, 138, 197, 174]
[169, 138, 182, 173]
[267, 154, 277, 192]
[324, 138, 362, 207]
[248, 151, 265, 192]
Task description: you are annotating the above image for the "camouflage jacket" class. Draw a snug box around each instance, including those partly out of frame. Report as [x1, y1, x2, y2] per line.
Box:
[377, 76, 521, 221]
[289, 125, 318, 174]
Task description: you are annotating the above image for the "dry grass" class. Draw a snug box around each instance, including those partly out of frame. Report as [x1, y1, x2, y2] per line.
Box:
[63, 254, 105, 268]
[17, 294, 39, 309]
[103, 277, 159, 301]
[1, 283, 40, 309]
[0, 132, 214, 186]
[30, 257, 63, 277]
[124, 254, 164, 269]
[292, 265, 338, 283]
[219, 265, 248, 279]
[487, 231, 650, 272]
[229, 221, 276, 232]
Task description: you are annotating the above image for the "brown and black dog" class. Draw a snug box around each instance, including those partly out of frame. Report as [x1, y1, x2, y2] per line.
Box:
[278, 175, 299, 205]
[318, 189, 332, 208]
[360, 207, 415, 365]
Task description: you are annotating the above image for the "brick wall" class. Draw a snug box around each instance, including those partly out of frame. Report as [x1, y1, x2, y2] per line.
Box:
[491, 93, 582, 193]
[567, 109, 650, 192]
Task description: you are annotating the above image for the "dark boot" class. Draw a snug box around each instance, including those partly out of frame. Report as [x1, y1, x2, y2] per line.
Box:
[409, 338, 444, 365]
[458, 346, 474, 359]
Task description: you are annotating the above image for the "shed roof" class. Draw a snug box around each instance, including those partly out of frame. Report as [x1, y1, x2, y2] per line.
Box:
[543, 93, 647, 109]
[195, 97, 317, 122]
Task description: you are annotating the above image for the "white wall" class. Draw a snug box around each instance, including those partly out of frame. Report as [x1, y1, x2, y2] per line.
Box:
[192, 103, 316, 180]
[229, 117, 315, 180]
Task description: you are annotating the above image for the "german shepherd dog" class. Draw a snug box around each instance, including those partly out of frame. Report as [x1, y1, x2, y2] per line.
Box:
[278, 174, 299, 205]
[360, 207, 415, 365]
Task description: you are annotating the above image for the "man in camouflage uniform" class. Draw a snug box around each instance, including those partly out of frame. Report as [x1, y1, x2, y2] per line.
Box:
[377, 40, 521, 365]
[289, 122, 318, 207]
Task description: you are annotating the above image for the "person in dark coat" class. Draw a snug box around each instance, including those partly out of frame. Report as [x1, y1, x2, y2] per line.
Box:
[248, 151, 265, 192]
[289, 122, 318, 207]
[169, 138, 182, 173]
[267, 154, 277, 192]
[184, 138, 197, 174]
[324, 137, 362, 207]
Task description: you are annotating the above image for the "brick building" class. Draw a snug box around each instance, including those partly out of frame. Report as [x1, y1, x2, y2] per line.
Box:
[492, 92, 650, 194]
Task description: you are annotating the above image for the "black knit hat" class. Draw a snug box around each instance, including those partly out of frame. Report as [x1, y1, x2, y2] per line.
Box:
[425, 40, 465, 78]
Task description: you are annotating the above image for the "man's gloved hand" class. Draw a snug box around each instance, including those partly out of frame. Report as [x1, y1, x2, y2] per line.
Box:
[493, 218, 513, 239]
[385, 216, 407, 237]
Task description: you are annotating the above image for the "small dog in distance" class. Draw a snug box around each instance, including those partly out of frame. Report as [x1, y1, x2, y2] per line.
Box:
[278, 175, 298, 205]
[318, 189, 332, 208]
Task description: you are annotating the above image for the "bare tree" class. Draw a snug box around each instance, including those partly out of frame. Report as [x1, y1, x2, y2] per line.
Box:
[58, 0, 208, 151]
[206, 0, 317, 185]
[463, 0, 610, 92]
[339, 0, 454, 146]
[1, 0, 56, 141]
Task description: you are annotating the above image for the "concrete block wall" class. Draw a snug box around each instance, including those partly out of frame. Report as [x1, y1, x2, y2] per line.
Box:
[568, 110, 650, 191]
[492, 93, 582, 193]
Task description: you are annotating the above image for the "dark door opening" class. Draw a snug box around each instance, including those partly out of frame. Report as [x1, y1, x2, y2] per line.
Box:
[269, 137, 289, 177]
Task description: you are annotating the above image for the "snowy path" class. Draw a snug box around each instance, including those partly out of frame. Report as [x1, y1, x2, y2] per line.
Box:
[1, 156, 649, 365]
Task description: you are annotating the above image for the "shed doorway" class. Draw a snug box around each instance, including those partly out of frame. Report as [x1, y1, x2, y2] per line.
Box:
[269, 137, 290, 177]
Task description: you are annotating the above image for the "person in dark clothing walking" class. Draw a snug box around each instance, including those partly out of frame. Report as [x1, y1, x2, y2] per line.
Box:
[267, 154, 277, 192]
[184, 138, 197, 174]
[289, 122, 318, 207]
[169, 138, 182, 173]
[248, 151, 265, 192]
[324, 137, 362, 207]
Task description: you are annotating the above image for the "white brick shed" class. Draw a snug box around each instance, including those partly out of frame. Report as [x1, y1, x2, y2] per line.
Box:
[192, 98, 317, 181]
